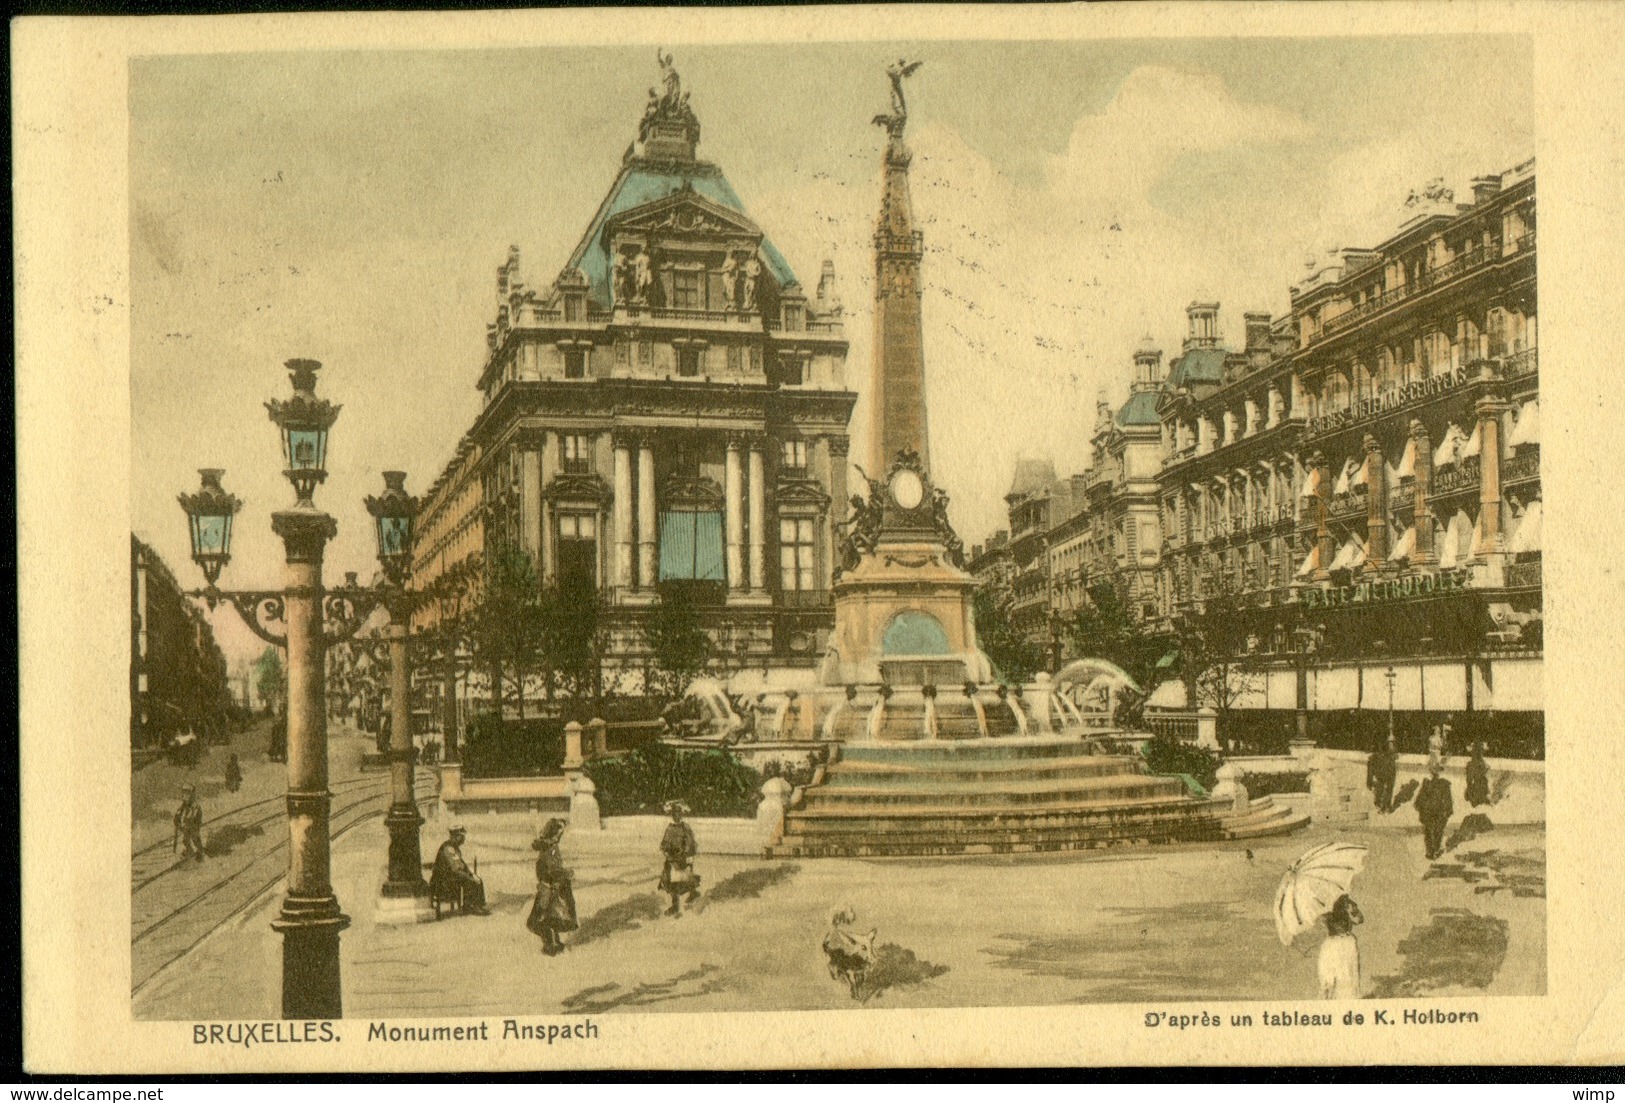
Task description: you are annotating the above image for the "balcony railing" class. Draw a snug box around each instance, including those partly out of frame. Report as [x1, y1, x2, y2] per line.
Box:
[1316, 245, 1500, 342]
[1430, 457, 1481, 496]
[1502, 452, 1541, 485]
[777, 589, 832, 609]
[1329, 488, 1369, 518]
[1505, 559, 1542, 589]
[1502, 347, 1539, 380]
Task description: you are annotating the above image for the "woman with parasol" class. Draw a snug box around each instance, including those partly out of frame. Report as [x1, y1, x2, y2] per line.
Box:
[1274, 840, 1369, 999]
[525, 819, 577, 955]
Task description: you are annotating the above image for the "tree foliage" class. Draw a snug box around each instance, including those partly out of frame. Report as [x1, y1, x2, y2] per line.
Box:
[643, 584, 714, 700]
[253, 646, 285, 713]
[972, 587, 1046, 684]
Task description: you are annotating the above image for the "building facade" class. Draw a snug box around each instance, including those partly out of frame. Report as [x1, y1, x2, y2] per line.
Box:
[458, 65, 856, 681]
[970, 160, 1541, 754]
[131, 534, 231, 748]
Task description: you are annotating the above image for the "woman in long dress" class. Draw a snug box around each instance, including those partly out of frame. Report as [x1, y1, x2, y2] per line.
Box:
[1318, 894, 1364, 999]
[526, 819, 577, 955]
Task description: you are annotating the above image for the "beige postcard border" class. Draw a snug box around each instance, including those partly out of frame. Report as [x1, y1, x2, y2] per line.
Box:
[17, 1, 1625, 1073]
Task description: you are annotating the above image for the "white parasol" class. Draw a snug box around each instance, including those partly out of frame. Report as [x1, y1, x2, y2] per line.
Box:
[1273, 840, 1369, 946]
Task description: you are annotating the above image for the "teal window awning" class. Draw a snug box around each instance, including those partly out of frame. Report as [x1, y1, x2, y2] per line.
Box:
[659, 510, 725, 582]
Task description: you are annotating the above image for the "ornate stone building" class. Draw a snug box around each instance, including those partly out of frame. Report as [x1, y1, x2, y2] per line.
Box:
[970, 160, 1541, 754]
[410, 432, 484, 633]
[1154, 303, 1305, 629]
[463, 63, 855, 679]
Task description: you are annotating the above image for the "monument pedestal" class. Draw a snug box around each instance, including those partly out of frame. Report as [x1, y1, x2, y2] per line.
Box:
[822, 538, 988, 687]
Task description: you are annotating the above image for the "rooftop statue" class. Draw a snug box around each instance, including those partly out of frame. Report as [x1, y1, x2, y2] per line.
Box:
[872, 58, 923, 139]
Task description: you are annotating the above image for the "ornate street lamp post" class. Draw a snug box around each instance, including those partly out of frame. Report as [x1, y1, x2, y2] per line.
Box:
[1385, 665, 1398, 747]
[366, 471, 431, 918]
[178, 359, 393, 1020]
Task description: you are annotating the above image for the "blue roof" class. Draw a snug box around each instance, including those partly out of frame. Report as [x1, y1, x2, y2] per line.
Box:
[565, 160, 798, 307]
[1165, 347, 1228, 388]
[1116, 391, 1162, 427]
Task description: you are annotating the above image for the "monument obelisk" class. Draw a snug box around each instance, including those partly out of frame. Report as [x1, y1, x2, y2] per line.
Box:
[869, 58, 930, 478]
[824, 61, 990, 692]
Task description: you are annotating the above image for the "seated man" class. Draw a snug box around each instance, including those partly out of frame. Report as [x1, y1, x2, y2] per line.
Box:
[429, 825, 489, 915]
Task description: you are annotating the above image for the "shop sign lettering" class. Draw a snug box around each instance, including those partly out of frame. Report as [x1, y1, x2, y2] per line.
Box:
[1295, 567, 1471, 609]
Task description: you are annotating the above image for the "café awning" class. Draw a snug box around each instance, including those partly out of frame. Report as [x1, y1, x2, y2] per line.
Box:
[1391, 525, 1417, 562]
[1296, 544, 1322, 578]
[1433, 424, 1466, 468]
[1510, 400, 1541, 448]
[1510, 499, 1543, 554]
[1396, 436, 1418, 481]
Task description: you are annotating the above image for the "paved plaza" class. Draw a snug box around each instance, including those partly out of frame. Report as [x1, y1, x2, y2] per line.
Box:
[135, 782, 1545, 1019]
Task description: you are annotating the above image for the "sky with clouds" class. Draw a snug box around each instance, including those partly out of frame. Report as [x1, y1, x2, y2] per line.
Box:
[130, 37, 1532, 664]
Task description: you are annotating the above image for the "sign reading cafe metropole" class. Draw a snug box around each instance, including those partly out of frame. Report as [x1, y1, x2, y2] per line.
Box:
[1295, 566, 1473, 610]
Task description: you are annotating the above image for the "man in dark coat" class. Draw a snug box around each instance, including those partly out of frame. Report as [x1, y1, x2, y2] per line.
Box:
[1465, 743, 1492, 807]
[526, 819, 577, 955]
[658, 802, 700, 916]
[1366, 736, 1398, 813]
[173, 784, 205, 862]
[224, 753, 243, 793]
[430, 825, 489, 915]
[1415, 763, 1454, 860]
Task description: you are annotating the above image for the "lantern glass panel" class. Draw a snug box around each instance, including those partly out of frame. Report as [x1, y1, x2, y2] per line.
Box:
[193, 514, 229, 556]
[377, 515, 411, 558]
[287, 428, 326, 471]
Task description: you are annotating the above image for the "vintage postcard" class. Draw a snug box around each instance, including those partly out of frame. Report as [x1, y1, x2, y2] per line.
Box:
[16, 2, 1625, 1073]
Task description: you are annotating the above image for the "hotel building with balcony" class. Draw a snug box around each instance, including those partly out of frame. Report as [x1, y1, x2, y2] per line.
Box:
[972, 160, 1541, 754]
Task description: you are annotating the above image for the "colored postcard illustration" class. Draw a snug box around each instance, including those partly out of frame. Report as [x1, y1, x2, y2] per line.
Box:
[17, 3, 1625, 1073]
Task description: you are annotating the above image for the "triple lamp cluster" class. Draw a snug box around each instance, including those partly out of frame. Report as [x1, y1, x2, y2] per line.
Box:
[174, 358, 427, 1020]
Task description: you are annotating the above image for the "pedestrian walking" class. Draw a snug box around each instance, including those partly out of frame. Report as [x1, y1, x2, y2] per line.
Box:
[224, 752, 243, 793]
[1465, 743, 1491, 807]
[658, 801, 701, 917]
[1317, 894, 1364, 999]
[430, 825, 489, 915]
[173, 784, 204, 862]
[1365, 736, 1397, 814]
[1415, 762, 1454, 860]
[526, 819, 577, 955]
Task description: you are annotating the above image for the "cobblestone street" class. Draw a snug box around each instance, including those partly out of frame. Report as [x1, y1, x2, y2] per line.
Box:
[135, 791, 1545, 1020]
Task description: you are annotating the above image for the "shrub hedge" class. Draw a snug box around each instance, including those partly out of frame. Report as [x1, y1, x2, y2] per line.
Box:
[1140, 734, 1221, 791]
[584, 741, 761, 818]
[461, 713, 565, 778]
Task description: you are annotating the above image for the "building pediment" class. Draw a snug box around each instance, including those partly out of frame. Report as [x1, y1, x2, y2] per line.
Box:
[606, 191, 763, 241]
[660, 475, 725, 511]
[773, 479, 832, 511]
[543, 473, 612, 504]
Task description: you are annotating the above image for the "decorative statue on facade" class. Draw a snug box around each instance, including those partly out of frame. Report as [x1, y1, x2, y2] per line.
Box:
[741, 256, 761, 308]
[720, 253, 739, 309]
[872, 58, 923, 138]
[931, 486, 965, 568]
[1405, 177, 1455, 208]
[633, 250, 653, 301]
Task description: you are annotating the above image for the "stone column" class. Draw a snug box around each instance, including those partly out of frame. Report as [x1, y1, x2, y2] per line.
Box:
[1364, 434, 1387, 569]
[827, 437, 850, 589]
[1477, 395, 1511, 558]
[613, 439, 634, 591]
[1311, 451, 1333, 581]
[1244, 398, 1260, 437]
[1410, 419, 1435, 566]
[379, 594, 430, 920]
[536, 431, 553, 581]
[637, 439, 657, 590]
[269, 506, 349, 1020]
[748, 441, 766, 593]
[520, 449, 542, 567]
[725, 437, 745, 591]
[1197, 415, 1215, 454]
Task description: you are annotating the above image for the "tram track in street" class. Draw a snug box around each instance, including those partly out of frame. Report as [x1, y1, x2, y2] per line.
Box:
[131, 777, 438, 995]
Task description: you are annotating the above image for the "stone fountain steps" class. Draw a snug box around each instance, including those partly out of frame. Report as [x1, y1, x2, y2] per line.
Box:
[826, 754, 1146, 784]
[837, 737, 1109, 763]
[767, 735, 1309, 858]
[773, 797, 1307, 858]
[811, 777, 1188, 807]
